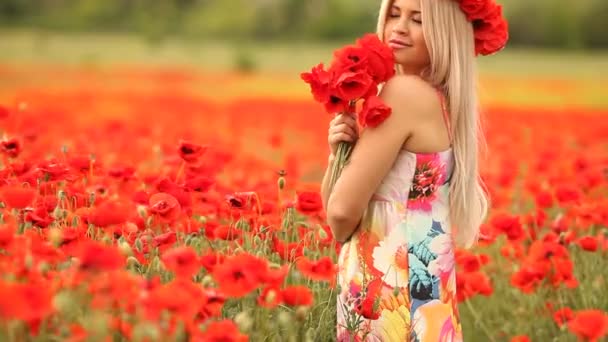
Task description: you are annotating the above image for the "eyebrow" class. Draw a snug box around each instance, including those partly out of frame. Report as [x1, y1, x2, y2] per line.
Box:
[391, 5, 420, 14]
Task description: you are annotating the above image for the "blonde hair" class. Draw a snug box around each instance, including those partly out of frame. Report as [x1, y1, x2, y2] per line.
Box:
[376, 0, 489, 249]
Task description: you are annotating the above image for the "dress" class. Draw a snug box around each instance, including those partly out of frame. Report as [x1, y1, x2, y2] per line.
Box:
[336, 91, 462, 342]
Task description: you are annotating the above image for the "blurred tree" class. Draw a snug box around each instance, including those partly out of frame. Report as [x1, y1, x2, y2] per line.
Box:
[580, 0, 608, 49]
[0, 0, 605, 49]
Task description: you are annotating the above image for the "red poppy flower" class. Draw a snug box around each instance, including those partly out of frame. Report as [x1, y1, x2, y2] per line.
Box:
[225, 192, 256, 211]
[24, 206, 54, 228]
[153, 231, 177, 248]
[534, 190, 554, 209]
[88, 199, 132, 228]
[272, 236, 304, 262]
[331, 45, 369, 74]
[295, 191, 323, 214]
[355, 33, 395, 83]
[567, 309, 608, 342]
[1, 138, 21, 158]
[555, 185, 581, 205]
[197, 319, 248, 342]
[178, 140, 207, 163]
[184, 175, 215, 192]
[300, 63, 332, 103]
[553, 307, 574, 327]
[281, 285, 313, 307]
[149, 192, 181, 222]
[257, 286, 282, 308]
[577, 235, 598, 252]
[353, 278, 382, 319]
[155, 177, 192, 211]
[491, 213, 525, 242]
[0, 105, 9, 119]
[0, 184, 36, 209]
[108, 165, 136, 181]
[459, 0, 495, 21]
[470, 3, 509, 56]
[36, 159, 72, 181]
[212, 253, 267, 298]
[212, 225, 242, 241]
[358, 95, 392, 128]
[200, 251, 225, 273]
[162, 246, 200, 278]
[510, 263, 547, 294]
[262, 264, 289, 288]
[0, 281, 54, 322]
[333, 70, 373, 102]
[199, 289, 226, 320]
[296, 256, 337, 284]
[143, 279, 204, 321]
[76, 241, 125, 272]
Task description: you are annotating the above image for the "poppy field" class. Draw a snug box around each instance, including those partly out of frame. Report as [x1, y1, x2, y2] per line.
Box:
[0, 62, 607, 342]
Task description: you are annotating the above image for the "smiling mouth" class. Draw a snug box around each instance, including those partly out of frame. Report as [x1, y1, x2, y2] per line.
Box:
[388, 40, 411, 49]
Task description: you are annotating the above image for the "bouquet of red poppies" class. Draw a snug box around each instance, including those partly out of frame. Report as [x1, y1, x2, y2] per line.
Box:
[301, 33, 395, 191]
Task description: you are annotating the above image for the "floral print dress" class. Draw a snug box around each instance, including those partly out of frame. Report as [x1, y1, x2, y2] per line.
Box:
[336, 91, 462, 341]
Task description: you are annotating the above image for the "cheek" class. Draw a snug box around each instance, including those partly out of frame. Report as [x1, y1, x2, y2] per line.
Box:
[414, 30, 429, 55]
[413, 29, 426, 48]
[383, 23, 393, 41]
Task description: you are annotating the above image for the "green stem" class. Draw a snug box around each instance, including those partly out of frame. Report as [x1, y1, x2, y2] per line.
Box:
[329, 141, 353, 192]
[464, 299, 497, 342]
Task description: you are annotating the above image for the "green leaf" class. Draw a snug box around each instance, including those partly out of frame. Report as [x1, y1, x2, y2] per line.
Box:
[408, 237, 437, 267]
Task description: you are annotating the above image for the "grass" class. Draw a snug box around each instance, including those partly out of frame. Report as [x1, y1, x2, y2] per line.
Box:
[0, 29, 607, 78]
[1, 29, 607, 109]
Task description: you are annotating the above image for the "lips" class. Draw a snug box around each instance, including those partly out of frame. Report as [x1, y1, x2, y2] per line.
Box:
[388, 39, 411, 49]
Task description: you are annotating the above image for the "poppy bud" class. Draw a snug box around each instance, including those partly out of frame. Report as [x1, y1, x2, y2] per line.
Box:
[134, 238, 143, 252]
[202, 274, 215, 287]
[38, 261, 50, 274]
[235, 311, 253, 332]
[296, 306, 309, 321]
[317, 227, 328, 240]
[132, 322, 161, 342]
[127, 256, 140, 268]
[264, 289, 278, 305]
[119, 241, 133, 256]
[48, 228, 62, 247]
[277, 311, 292, 329]
[53, 291, 75, 314]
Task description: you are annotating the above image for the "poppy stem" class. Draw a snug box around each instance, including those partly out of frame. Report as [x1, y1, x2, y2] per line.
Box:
[464, 298, 497, 342]
[175, 160, 186, 183]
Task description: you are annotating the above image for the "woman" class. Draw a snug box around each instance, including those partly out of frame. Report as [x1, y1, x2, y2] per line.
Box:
[320, 0, 508, 340]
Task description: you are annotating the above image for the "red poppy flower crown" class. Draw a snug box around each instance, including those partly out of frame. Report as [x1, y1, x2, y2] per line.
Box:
[455, 0, 509, 56]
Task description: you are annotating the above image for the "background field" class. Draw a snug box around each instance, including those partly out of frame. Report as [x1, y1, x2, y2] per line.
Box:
[0, 7, 607, 341]
[1, 29, 607, 110]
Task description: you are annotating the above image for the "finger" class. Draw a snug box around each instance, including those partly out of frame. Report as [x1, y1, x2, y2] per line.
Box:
[330, 123, 356, 137]
[340, 114, 357, 127]
[338, 118, 358, 135]
[331, 132, 354, 143]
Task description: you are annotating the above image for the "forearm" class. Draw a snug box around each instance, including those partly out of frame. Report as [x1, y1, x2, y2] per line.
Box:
[321, 153, 362, 242]
[321, 153, 335, 213]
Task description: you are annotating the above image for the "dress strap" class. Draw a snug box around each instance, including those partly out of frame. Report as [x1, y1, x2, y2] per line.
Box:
[436, 89, 453, 146]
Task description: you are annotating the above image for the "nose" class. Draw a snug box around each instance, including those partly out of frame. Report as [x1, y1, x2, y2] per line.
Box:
[391, 17, 409, 35]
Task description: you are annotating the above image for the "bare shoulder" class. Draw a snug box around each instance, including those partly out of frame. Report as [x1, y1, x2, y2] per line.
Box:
[379, 75, 438, 119]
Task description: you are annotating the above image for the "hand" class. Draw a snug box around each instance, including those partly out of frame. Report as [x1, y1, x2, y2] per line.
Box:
[328, 112, 359, 157]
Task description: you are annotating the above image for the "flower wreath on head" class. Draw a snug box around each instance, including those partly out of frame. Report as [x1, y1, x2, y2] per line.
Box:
[455, 0, 509, 56]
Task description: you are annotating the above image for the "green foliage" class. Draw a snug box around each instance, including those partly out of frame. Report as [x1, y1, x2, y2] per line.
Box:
[233, 48, 257, 74]
[0, 0, 606, 49]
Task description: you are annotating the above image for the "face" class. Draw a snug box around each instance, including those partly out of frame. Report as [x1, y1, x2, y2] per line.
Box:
[383, 0, 431, 75]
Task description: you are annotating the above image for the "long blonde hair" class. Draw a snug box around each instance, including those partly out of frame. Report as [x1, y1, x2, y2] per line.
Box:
[376, 0, 489, 249]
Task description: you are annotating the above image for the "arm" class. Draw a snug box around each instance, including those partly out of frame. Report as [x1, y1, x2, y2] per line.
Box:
[321, 153, 335, 213]
[326, 75, 436, 242]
